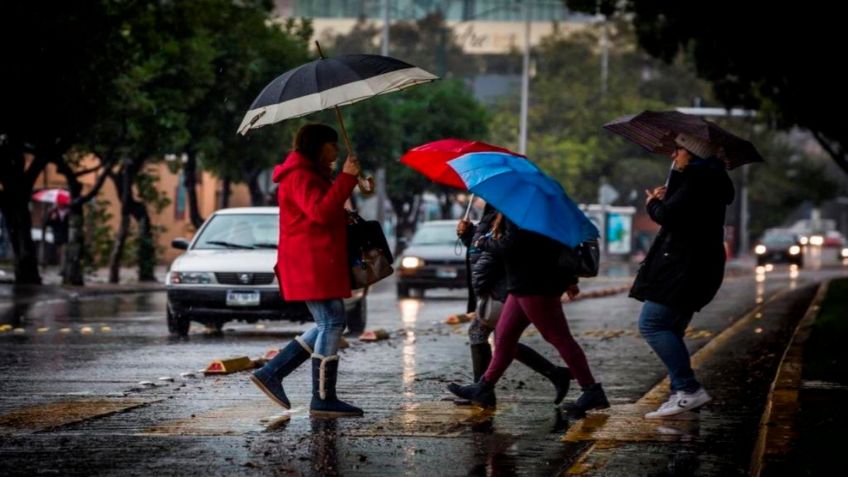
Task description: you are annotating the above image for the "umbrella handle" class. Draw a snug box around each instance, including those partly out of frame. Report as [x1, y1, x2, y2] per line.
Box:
[333, 106, 375, 196]
[316, 41, 375, 196]
[463, 194, 475, 220]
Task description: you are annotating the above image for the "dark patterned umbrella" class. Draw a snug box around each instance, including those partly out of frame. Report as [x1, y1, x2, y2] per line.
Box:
[238, 49, 437, 135]
[604, 110, 764, 169]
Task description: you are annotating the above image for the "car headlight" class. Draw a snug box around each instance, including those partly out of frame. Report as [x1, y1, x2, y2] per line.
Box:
[810, 235, 824, 246]
[169, 272, 214, 285]
[842, 248, 848, 258]
[799, 236, 809, 245]
[755, 245, 767, 255]
[401, 256, 424, 269]
[789, 245, 801, 256]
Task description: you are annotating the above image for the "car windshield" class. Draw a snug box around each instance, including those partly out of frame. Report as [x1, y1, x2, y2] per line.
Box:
[411, 223, 457, 246]
[193, 214, 278, 250]
[762, 235, 796, 247]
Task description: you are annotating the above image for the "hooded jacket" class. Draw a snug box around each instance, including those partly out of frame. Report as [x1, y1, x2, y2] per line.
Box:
[272, 151, 358, 301]
[630, 158, 735, 312]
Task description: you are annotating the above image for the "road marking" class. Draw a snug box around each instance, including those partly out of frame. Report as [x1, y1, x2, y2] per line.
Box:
[349, 401, 501, 438]
[0, 398, 156, 434]
[141, 401, 296, 436]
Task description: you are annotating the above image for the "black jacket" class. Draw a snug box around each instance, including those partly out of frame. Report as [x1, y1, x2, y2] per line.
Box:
[630, 158, 735, 312]
[477, 217, 577, 297]
[460, 207, 508, 302]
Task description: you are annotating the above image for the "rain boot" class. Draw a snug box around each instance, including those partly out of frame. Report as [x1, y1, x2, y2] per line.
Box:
[250, 337, 311, 409]
[453, 343, 495, 406]
[560, 383, 610, 418]
[447, 377, 496, 408]
[309, 355, 363, 418]
[470, 343, 493, 383]
[514, 343, 572, 404]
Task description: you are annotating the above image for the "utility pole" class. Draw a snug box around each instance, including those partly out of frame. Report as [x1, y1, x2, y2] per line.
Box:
[519, 1, 531, 155]
[377, 1, 390, 226]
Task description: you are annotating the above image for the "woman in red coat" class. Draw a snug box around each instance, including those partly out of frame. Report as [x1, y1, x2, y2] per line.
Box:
[250, 124, 363, 417]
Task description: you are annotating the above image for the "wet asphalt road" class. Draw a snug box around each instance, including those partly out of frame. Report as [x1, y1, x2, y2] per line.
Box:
[1, 266, 846, 476]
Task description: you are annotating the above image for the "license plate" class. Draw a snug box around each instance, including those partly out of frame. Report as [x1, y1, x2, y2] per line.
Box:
[436, 267, 458, 278]
[226, 290, 260, 306]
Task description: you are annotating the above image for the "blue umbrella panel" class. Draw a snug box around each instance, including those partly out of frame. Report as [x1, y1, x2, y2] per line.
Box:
[447, 152, 599, 248]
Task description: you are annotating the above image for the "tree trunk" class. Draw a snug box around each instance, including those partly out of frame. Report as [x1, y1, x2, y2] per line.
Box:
[130, 201, 156, 282]
[51, 158, 85, 285]
[3, 202, 41, 284]
[438, 190, 453, 219]
[184, 153, 205, 229]
[220, 177, 231, 209]
[0, 142, 46, 285]
[246, 169, 265, 206]
[107, 159, 136, 284]
[390, 194, 421, 257]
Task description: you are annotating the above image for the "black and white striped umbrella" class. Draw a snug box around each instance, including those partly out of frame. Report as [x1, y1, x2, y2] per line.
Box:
[238, 53, 438, 135]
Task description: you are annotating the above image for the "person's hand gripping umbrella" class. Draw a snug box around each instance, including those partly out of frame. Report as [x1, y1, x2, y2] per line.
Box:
[238, 42, 438, 194]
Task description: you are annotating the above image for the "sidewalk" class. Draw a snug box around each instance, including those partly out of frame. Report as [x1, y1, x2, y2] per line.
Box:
[0, 265, 167, 304]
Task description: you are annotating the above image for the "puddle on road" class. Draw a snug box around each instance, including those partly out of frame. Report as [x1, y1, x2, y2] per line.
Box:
[0, 398, 156, 434]
[141, 401, 295, 436]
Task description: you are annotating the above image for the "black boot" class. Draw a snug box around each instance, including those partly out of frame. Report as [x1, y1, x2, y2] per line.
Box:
[310, 356, 363, 418]
[470, 343, 493, 383]
[560, 383, 610, 418]
[515, 344, 572, 404]
[447, 377, 496, 408]
[250, 337, 311, 409]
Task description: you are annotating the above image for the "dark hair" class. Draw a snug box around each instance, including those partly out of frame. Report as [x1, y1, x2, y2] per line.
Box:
[293, 124, 338, 163]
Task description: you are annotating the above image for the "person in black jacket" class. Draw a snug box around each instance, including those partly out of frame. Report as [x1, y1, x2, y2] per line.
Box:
[631, 133, 735, 419]
[456, 205, 572, 404]
[448, 215, 609, 416]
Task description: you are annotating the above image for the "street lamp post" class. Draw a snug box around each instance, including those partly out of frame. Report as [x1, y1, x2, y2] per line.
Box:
[519, 0, 531, 155]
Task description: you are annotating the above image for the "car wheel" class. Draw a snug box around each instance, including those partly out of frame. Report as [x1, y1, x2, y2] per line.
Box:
[346, 297, 367, 334]
[396, 283, 410, 298]
[167, 304, 190, 337]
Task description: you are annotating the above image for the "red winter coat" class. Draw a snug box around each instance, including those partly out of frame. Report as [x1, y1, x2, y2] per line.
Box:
[273, 151, 358, 301]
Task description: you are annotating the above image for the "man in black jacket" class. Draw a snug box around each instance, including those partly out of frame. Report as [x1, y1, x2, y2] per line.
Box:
[630, 133, 735, 419]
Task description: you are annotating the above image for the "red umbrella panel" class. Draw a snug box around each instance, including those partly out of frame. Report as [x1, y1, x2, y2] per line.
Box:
[32, 188, 71, 207]
[399, 139, 524, 190]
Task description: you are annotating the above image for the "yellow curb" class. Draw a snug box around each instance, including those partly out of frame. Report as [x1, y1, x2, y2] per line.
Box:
[749, 280, 830, 477]
[204, 356, 254, 375]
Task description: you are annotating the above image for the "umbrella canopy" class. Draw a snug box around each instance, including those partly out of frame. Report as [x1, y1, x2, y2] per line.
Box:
[32, 188, 70, 207]
[604, 110, 764, 169]
[447, 152, 599, 248]
[399, 139, 524, 190]
[238, 54, 438, 135]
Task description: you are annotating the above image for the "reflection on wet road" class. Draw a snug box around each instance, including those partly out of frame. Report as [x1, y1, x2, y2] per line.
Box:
[1, 267, 846, 475]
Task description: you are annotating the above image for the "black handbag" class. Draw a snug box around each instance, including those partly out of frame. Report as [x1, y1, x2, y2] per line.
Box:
[558, 239, 600, 278]
[346, 212, 394, 289]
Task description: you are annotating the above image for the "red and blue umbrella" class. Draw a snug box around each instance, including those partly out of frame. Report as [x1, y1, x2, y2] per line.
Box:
[447, 152, 599, 248]
[399, 139, 524, 189]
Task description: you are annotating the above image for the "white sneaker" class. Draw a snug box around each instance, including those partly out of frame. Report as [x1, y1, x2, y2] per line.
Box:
[645, 388, 711, 419]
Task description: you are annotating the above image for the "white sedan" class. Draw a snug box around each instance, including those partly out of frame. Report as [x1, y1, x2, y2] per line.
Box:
[166, 207, 366, 336]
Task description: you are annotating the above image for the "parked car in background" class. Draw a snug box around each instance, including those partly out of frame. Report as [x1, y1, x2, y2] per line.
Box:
[166, 207, 366, 336]
[395, 220, 467, 297]
[755, 229, 804, 267]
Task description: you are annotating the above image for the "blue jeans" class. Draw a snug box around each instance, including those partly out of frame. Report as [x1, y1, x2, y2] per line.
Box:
[638, 300, 700, 393]
[299, 299, 346, 357]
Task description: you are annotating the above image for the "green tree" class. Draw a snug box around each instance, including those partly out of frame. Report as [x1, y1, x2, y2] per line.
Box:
[0, 1, 128, 284]
[564, 0, 848, 175]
